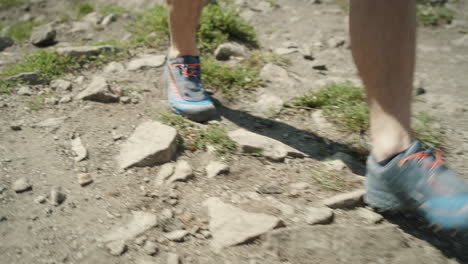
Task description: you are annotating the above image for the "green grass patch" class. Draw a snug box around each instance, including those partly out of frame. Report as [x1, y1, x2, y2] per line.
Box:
[126, 5, 169, 47]
[413, 112, 445, 148]
[202, 56, 261, 99]
[128, 3, 257, 53]
[100, 4, 129, 16]
[0, 80, 15, 94]
[26, 93, 55, 110]
[417, 5, 454, 26]
[77, 2, 95, 17]
[5, 22, 43, 43]
[1, 51, 79, 81]
[0, 0, 26, 8]
[158, 112, 237, 154]
[244, 50, 289, 70]
[1, 48, 125, 82]
[289, 82, 445, 148]
[291, 82, 368, 133]
[311, 166, 354, 192]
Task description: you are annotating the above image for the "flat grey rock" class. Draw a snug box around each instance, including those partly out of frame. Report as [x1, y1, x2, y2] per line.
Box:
[164, 230, 189, 242]
[228, 129, 304, 161]
[127, 55, 166, 71]
[101, 211, 158, 243]
[12, 178, 32, 193]
[117, 121, 178, 169]
[71, 136, 88, 162]
[204, 197, 281, 252]
[305, 207, 334, 225]
[205, 161, 230, 178]
[75, 76, 120, 103]
[6, 72, 44, 85]
[30, 23, 56, 47]
[322, 189, 365, 209]
[166, 160, 193, 184]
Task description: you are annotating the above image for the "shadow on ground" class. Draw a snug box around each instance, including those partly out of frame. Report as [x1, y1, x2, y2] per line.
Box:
[384, 213, 468, 263]
[217, 100, 468, 263]
[216, 99, 366, 175]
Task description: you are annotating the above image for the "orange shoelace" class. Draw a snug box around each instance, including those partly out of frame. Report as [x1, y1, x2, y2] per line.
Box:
[172, 63, 200, 78]
[398, 148, 444, 172]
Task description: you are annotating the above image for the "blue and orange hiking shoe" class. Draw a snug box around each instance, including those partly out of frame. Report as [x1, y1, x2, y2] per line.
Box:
[365, 141, 468, 231]
[164, 56, 216, 122]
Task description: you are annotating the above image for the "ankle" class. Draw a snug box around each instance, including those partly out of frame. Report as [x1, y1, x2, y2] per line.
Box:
[168, 46, 199, 59]
[372, 134, 412, 162]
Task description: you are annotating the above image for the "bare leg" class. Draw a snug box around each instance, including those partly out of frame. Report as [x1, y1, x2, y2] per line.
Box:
[350, 0, 416, 161]
[166, 0, 205, 58]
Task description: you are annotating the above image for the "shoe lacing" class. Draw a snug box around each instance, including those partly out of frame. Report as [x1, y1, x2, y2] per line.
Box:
[172, 63, 200, 78]
[398, 148, 444, 172]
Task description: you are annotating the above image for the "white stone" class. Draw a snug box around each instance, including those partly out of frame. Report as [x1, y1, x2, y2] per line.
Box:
[77, 173, 93, 186]
[101, 14, 117, 26]
[164, 230, 189, 242]
[103, 61, 125, 73]
[205, 161, 230, 178]
[75, 76, 120, 103]
[322, 189, 366, 209]
[204, 197, 281, 252]
[17, 86, 33, 96]
[143, 240, 158, 255]
[305, 207, 334, 225]
[167, 253, 180, 264]
[214, 42, 246, 60]
[71, 136, 88, 162]
[33, 117, 67, 128]
[82, 12, 103, 25]
[101, 211, 158, 243]
[255, 93, 284, 114]
[228, 129, 304, 161]
[106, 240, 126, 256]
[30, 23, 56, 47]
[155, 163, 175, 186]
[50, 187, 66, 206]
[12, 178, 32, 193]
[166, 160, 193, 184]
[356, 208, 383, 224]
[127, 55, 166, 71]
[50, 79, 72, 91]
[260, 63, 290, 86]
[117, 121, 178, 169]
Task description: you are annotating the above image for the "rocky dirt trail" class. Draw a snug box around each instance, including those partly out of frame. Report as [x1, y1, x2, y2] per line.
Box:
[1, 0, 468, 263]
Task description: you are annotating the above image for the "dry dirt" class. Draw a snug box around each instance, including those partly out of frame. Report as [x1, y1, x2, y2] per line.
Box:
[1, 0, 468, 264]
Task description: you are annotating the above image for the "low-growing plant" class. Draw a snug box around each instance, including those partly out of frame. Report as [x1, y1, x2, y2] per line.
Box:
[1, 51, 79, 80]
[1, 48, 124, 81]
[5, 22, 43, 43]
[417, 5, 454, 26]
[0, 80, 15, 94]
[128, 3, 257, 53]
[291, 82, 369, 133]
[127, 5, 169, 47]
[158, 112, 237, 154]
[244, 50, 289, 70]
[100, 4, 129, 16]
[289, 82, 445, 148]
[202, 56, 261, 99]
[26, 93, 55, 111]
[0, 0, 26, 8]
[77, 2, 95, 17]
[311, 166, 354, 192]
[413, 112, 445, 148]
